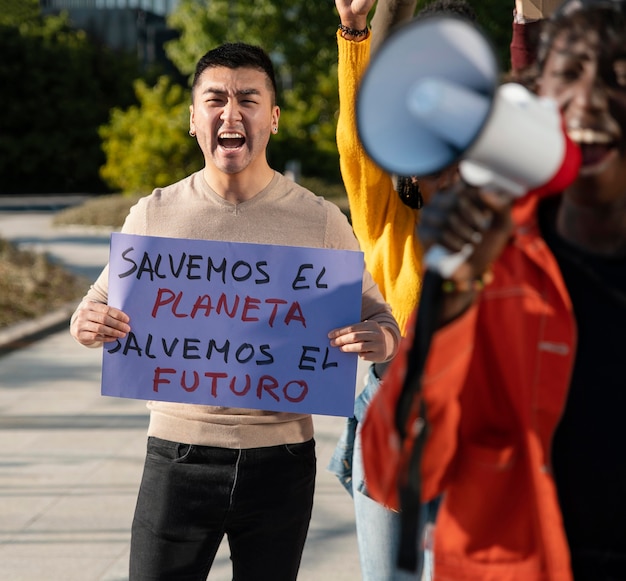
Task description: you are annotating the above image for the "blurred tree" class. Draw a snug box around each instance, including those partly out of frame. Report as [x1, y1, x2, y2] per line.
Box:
[0, 0, 39, 25]
[0, 9, 141, 193]
[99, 76, 203, 194]
[97, 0, 516, 194]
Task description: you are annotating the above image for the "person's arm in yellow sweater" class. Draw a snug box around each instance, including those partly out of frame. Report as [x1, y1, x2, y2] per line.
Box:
[335, 0, 423, 335]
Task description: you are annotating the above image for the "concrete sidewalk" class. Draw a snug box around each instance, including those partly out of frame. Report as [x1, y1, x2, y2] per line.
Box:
[0, 201, 362, 581]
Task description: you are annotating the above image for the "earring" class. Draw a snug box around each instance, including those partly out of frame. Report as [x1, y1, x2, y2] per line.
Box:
[189, 129, 196, 137]
[272, 126, 278, 134]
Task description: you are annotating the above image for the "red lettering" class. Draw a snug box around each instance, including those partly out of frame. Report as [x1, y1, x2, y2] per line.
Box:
[230, 374, 251, 396]
[151, 288, 176, 318]
[181, 370, 200, 392]
[171, 291, 187, 318]
[285, 301, 306, 327]
[265, 298, 288, 327]
[155, 369, 308, 406]
[151, 288, 188, 318]
[241, 296, 261, 322]
[216, 293, 240, 317]
[153, 367, 176, 392]
[190, 295, 212, 318]
[151, 290, 303, 327]
[283, 380, 308, 403]
[257, 375, 280, 402]
[204, 372, 228, 397]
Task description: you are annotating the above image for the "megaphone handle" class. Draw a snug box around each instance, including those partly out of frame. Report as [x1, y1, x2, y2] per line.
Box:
[424, 243, 474, 279]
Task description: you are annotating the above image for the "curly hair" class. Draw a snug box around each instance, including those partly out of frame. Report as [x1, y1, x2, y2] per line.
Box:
[416, 0, 477, 22]
[396, 176, 424, 209]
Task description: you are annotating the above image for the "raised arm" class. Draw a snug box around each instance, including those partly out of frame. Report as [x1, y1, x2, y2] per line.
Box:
[334, 0, 423, 335]
[370, 0, 417, 56]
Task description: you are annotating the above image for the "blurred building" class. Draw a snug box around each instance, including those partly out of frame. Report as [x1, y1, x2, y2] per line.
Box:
[39, 0, 180, 72]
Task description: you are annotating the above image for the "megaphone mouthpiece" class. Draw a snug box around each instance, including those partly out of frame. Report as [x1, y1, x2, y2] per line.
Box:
[407, 78, 491, 152]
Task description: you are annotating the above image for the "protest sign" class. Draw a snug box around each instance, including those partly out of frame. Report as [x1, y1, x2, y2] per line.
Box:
[101, 233, 364, 417]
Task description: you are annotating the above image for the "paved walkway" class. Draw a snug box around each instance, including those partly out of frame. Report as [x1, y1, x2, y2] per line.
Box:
[0, 198, 362, 581]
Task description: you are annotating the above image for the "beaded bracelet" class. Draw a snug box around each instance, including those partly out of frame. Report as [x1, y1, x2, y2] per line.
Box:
[338, 23, 369, 38]
[441, 269, 494, 294]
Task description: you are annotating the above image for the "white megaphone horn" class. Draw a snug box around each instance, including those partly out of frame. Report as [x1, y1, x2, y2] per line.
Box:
[356, 15, 581, 278]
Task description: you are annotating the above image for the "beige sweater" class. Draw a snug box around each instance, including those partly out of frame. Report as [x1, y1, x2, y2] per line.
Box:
[76, 170, 400, 448]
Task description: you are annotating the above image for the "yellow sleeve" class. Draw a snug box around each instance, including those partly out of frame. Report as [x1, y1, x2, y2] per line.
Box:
[336, 31, 424, 335]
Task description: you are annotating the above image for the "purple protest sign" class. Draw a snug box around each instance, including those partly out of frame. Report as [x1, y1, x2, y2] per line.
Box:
[101, 233, 364, 417]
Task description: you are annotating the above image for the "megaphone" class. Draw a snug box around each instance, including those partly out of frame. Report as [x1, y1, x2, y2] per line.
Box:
[356, 15, 581, 277]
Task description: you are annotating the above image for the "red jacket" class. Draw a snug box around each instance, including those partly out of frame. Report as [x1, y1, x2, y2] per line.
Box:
[375, 193, 577, 580]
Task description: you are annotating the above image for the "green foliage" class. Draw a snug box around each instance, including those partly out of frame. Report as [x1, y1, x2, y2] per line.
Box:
[96, 0, 515, 195]
[165, 0, 342, 181]
[99, 76, 203, 194]
[0, 0, 40, 25]
[0, 10, 140, 193]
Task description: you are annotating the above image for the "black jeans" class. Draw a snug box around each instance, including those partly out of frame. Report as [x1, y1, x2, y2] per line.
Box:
[129, 436, 316, 581]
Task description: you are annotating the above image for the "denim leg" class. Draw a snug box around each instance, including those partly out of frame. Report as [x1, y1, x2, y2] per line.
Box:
[353, 424, 421, 581]
[129, 437, 316, 581]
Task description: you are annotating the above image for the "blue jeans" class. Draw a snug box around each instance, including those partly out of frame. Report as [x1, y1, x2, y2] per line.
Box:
[329, 365, 435, 581]
[130, 436, 316, 581]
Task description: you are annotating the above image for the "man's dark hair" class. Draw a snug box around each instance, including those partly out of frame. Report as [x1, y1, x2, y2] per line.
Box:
[192, 42, 278, 104]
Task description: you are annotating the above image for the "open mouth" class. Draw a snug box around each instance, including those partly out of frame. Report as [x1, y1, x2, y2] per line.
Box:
[567, 128, 617, 168]
[218, 132, 245, 149]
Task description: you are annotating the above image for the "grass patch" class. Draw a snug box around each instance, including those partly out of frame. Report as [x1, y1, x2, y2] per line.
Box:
[53, 192, 144, 230]
[0, 238, 89, 328]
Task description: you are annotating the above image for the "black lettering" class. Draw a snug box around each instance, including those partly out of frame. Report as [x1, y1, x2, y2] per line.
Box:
[137, 253, 156, 281]
[186, 255, 203, 279]
[152, 254, 167, 279]
[122, 332, 142, 356]
[235, 343, 255, 363]
[257, 344, 274, 365]
[256, 261, 270, 284]
[169, 253, 187, 278]
[322, 347, 339, 369]
[298, 345, 319, 370]
[232, 260, 253, 282]
[118, 247, 138, 279]
[106, 339, 122, 353]
[292, 264, 313, 290]
[206, 339, 230, 363]
[207, 257, 227, 283]
[316, 266, 328, 289]
[144, 334, 157, 359]
[182, 338, 201, 359]
[161, 337, 179, 357]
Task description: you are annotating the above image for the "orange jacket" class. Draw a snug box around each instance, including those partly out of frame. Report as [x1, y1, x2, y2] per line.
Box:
[381, 193, 577, 580]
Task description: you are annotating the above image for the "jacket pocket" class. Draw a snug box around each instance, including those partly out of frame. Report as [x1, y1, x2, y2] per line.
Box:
[438, 441, 538, 564]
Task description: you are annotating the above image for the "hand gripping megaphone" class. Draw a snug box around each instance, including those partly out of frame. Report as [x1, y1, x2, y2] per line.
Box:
[356, 15, 581, 277]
